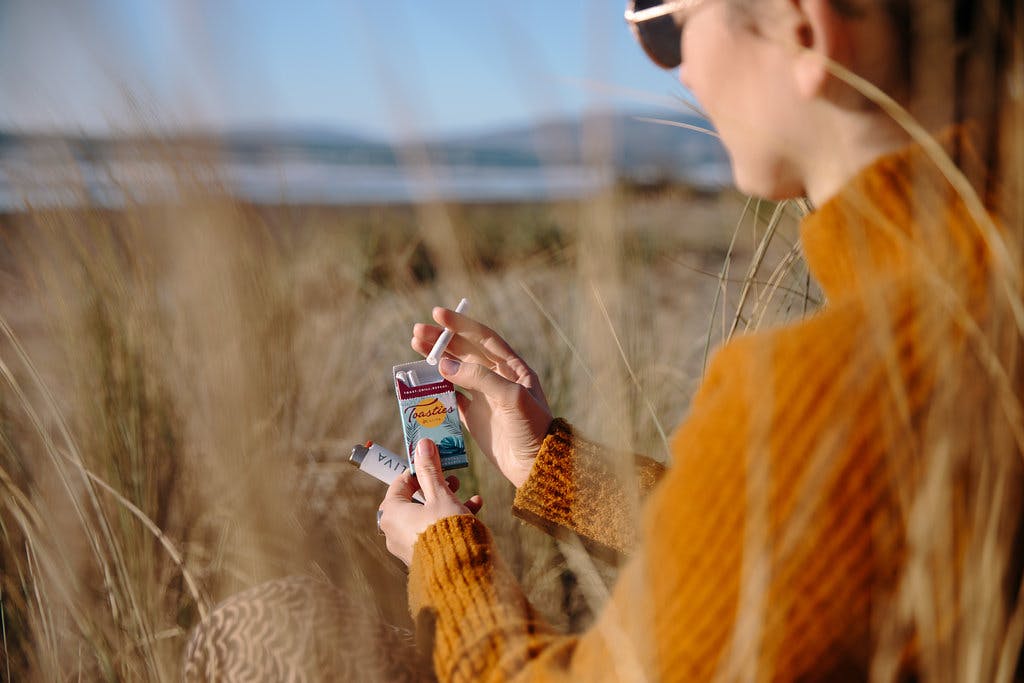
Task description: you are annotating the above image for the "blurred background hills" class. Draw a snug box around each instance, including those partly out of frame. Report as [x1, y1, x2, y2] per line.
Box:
[0, 109, 730, 208]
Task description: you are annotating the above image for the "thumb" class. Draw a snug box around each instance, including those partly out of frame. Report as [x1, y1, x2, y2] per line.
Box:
[412, 439, 448, 502]
[439, 357, 519, 405]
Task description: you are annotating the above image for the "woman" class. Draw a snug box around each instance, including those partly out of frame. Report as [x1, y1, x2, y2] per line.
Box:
[379, 0, 1024, 680]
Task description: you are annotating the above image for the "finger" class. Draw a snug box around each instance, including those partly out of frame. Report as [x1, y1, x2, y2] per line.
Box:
[446, 475, 460, 493]
[383, 470, 422, 505]
[412, 439, 447, 502]
[428, 313, 544, 389]
[411, 327, 438, 357]
[411, 324, 499, 371]
[411, 323, 444, 353]
[414, 320, 528, 387]
[433, 308, 527, 370]
[464, 494, 483, 515]
[454, 390, 473, 426]
[438, 358, 523, 408]
[411, 332, 485, 366]
[455, 386, 500, 440]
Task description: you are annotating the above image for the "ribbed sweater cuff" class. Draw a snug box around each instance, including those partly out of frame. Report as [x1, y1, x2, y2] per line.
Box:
[512, 417, 579, 527]
[408, 515, 497, 619]
[408, 515, 550, 680]
[512, 418, 645, 562]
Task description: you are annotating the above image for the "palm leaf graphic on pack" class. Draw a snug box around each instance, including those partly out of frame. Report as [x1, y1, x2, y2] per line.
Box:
[437, 436, 465, 457]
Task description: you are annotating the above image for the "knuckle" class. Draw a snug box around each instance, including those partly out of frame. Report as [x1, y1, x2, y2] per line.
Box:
[464, 361, 485, 381]
[509, 356, 532, 376]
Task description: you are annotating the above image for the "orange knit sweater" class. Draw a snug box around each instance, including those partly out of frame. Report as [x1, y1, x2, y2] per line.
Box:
[407, 138, 1011, 681]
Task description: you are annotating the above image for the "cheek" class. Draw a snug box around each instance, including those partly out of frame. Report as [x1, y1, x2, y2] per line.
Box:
[678, 13, 743, 120]
[678, 28, 710, 102]
[677, 7, 807, 199]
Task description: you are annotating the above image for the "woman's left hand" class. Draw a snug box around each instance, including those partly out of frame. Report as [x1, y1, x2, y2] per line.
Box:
[378, 438, 484, 565]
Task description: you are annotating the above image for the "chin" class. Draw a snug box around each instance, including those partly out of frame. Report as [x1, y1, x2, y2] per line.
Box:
[731, 160, 806, 201]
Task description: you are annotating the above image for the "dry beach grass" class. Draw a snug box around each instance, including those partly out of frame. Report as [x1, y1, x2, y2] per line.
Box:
[1, 93, 1022, 681]
[0, 170, 814, 680]
[2, 0, 1022, 677]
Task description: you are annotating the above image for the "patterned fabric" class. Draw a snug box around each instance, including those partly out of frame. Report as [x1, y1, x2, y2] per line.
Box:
[183, 575, 434, 682]
[406, 135, 1017, 680]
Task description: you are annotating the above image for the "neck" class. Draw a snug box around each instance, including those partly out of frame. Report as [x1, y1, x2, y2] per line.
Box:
[801, 111, 912, 207]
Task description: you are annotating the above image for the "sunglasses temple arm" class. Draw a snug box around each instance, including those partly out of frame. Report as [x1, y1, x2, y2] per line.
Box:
[624, 0, 699, 24]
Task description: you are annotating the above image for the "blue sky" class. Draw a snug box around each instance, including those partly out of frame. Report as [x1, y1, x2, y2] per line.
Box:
[0, 0, 693, 140]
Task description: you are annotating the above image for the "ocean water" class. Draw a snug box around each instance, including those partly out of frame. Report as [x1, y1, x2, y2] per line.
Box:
[0, 157, 618, 210]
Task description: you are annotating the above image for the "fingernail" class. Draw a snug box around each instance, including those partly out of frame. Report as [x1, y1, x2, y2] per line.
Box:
[416, 439, 433, 458]
[440, 357, 460, 375]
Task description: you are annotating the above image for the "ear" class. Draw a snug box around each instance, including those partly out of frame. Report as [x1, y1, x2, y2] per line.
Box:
[787, 0, 852, 100]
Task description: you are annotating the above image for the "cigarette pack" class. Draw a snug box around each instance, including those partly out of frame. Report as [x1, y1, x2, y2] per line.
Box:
[392, 359, 467, 474]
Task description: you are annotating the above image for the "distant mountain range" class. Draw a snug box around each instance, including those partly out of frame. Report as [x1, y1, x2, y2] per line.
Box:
[0, 109, 730, 188]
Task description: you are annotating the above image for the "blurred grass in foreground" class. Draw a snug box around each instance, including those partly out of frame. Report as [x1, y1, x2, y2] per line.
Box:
[0, 162, 811, 680]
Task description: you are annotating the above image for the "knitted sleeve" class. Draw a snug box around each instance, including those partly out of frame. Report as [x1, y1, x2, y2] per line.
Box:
[511, 418, 666, 561]
[408, 304, 901, 681]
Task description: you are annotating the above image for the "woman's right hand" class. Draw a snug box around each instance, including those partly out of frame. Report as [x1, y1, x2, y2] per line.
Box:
[412, 307, 553, 489]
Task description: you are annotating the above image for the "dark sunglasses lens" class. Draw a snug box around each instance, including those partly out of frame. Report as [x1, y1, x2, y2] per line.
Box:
[629, 0, 682, 69]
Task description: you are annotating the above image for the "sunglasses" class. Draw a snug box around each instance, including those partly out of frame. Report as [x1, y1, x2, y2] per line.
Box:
[624, 0, 703, 69]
